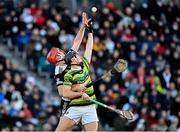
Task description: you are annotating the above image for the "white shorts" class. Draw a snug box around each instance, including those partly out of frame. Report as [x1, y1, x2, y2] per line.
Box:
[64, 105, 99, 125]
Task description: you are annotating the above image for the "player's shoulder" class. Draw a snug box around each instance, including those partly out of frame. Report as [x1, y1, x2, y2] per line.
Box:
[64, 70, 72, 76]
[55, 65, 67, 75]
[64, 67, 78, 78]
[64, 69, 73, 82]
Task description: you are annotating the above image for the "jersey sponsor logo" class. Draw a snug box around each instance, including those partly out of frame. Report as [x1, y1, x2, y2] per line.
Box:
[64, 78, 70, 82]
[77, 80, 84, 83]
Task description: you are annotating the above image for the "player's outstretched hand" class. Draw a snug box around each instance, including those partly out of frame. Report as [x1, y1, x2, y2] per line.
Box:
[82, 12, 88, 26]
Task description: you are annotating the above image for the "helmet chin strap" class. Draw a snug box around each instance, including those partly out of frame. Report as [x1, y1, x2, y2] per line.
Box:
[56, 49, 75, 64]
[56, 59, 65, 63]
[71, 62, 83, 67]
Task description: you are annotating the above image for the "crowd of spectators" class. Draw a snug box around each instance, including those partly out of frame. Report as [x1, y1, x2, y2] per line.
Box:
[0, 0, 180, 131]
[0, 54, 60, 131]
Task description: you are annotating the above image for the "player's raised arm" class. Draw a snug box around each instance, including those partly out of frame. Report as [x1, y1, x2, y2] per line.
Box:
[71, 12, 88, 52]
[84, 20, 93, 63]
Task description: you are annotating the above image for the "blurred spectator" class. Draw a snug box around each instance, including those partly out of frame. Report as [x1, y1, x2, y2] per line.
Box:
[16, 30, 30, 52]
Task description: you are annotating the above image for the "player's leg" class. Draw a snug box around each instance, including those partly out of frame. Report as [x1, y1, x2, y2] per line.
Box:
[56, 106, 82, 131]
[55, 116, 76, 131]
[82, 105, 99, 131]
[83, 121, 98, 131]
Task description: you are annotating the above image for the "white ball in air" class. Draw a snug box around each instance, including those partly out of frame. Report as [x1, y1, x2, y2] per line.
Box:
[91, 6, 97, 13]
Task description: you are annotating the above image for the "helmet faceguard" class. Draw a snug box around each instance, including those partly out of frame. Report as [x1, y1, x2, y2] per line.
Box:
[64, 49, 77, 65]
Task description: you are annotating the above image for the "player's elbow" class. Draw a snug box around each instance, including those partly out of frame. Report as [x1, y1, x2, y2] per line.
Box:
[62, 89, 70, 98]
[57, 86, 63, 96]
[62, 91, 68, 98]
[58, 92, 63, 96]
[63, 94, 69, 98]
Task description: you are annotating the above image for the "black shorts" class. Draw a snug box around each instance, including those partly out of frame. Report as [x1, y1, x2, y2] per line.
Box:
[59, 99, 70, 117]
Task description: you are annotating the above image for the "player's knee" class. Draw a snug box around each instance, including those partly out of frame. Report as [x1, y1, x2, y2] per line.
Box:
[83, 121, 98, 131]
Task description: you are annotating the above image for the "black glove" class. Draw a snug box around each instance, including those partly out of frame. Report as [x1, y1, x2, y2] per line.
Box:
[86, 19, 93, 33]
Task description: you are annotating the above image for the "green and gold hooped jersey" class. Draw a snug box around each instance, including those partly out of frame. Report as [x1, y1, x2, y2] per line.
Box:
[63, 57, 96, 107]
